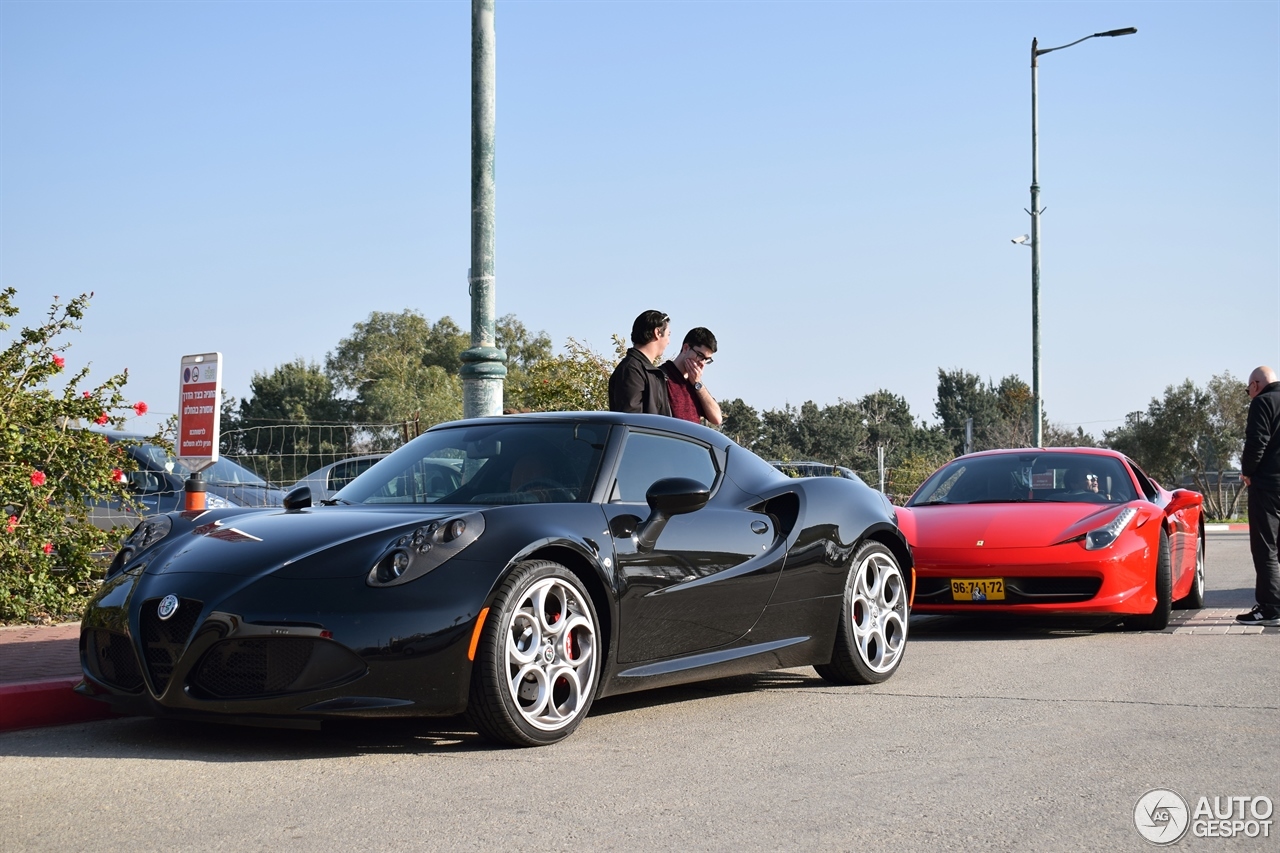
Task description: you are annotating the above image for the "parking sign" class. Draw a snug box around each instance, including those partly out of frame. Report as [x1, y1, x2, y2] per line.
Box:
[178, 352, 222, 468]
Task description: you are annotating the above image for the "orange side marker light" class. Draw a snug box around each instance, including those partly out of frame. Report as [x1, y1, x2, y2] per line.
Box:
[467, 607, 490, 661]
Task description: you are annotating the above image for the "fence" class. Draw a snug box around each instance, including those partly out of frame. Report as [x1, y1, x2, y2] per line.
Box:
[218, 419, 422, 486]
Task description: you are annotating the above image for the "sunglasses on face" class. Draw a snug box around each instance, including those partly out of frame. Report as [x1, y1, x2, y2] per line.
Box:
[690, 349, 714, 364]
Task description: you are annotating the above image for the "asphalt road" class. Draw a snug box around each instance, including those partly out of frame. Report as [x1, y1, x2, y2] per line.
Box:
[2, 532, 1276, 852]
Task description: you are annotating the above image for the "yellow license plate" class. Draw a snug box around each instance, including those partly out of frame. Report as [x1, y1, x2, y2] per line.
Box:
[951, 578, 1005, 601]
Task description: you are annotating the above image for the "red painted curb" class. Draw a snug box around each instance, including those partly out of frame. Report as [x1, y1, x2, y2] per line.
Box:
[0, 679, 121, 732]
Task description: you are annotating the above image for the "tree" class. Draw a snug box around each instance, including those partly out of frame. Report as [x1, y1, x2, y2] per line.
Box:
[497, 313, 552, 373]
[325, 310, 466, 426]
[499, 313, 555, 412]
[719, 398, 761, 449]
[735, 394, 948, 501]
[933, 368, 1090, 454]
[1104, 372, 1248, 518]
[935, 368, 1004, 456]
[0, 290, 145, 623]
[857, 390, 951, 500]
[756, 403, 803, 462]
[236, 359, 353, 483]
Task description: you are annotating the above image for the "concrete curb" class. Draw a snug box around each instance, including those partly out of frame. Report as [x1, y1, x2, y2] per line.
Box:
[0, 678, 121, 733]
[1204, 523, 1249, 532]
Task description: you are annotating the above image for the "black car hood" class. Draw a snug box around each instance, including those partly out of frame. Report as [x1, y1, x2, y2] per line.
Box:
[142, 506, 467, 580]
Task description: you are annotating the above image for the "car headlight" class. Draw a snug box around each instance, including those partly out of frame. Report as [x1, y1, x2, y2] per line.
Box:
[1083, 507, 1137, 551]
[105, 516, 174, 579]
[366, 512, 486, 587]
[204, 493, 233, 509]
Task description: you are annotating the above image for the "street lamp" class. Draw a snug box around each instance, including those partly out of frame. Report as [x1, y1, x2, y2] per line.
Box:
[1027, 26, 1135, 447]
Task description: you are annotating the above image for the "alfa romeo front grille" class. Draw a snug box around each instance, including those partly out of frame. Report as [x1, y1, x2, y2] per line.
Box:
[138, 597, 203, 694]
[189, 637, 366, 699]
[82, 629, 145, 692]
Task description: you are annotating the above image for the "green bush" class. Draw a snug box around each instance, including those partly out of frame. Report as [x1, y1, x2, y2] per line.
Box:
[510, 335, 627, 412]
[0, 289, 146, 624]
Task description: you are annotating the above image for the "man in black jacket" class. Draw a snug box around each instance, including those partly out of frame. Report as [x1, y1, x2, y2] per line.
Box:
[608, 310, 672, 416]
[1238, 365, 1280, 627]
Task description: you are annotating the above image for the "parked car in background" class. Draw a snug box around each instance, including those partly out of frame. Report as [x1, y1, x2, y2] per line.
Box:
[79, 412, 913, 746]
[88, 431, 287, 530]
[289, 454, 389, 503]
[897, 447, 1204, 630]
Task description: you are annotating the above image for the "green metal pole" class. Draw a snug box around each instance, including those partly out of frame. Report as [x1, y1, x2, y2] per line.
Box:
[1030, 37, 1043, 448]
[462, 0, 506, 418]
[1026, 27, 1135, 448]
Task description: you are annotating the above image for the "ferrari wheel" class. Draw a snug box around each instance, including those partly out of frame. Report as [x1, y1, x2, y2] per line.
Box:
[815, 541, 908, 685]
[468, 560, 600, 747]
[1174, 530, 1205, 610]
[1126, 528, 1172, 631]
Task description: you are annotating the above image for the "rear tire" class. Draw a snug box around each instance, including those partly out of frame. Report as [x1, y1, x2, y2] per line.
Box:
[467, 560, 600, 747]
[1126, 528, 1172, 631]
[1173, 529, 1205, 610]
[815, 541, 908, 685]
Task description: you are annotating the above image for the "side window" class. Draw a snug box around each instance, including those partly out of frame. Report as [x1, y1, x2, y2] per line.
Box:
[612, 432, 717, 503]
[330, 458, 376, 492]
[1126, 459, 1159, 502]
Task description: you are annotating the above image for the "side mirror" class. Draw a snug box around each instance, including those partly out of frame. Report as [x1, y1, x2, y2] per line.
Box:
[635, 477, 710, 553]
[1165, 488, 1202, 516]
[283, 486, 312, 511]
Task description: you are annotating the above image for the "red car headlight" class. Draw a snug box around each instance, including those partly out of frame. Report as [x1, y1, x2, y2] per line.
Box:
[1083, 507, 1137, 551]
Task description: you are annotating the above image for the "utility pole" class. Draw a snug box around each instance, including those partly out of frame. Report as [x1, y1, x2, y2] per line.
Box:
[1027, 26, 1135, 446]
[462, 0, 506, 418]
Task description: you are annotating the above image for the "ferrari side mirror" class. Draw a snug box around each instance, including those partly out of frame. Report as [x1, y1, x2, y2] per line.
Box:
[1165, 488, 1202, 516]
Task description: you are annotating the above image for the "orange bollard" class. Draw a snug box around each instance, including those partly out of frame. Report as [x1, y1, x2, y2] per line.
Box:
[184, 473, 206, 511]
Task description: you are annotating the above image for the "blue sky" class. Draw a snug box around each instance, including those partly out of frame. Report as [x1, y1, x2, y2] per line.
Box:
[3, 0, 1277, 438]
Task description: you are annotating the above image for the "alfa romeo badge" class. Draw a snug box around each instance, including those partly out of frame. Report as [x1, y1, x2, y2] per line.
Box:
[157, 594, 179, 621]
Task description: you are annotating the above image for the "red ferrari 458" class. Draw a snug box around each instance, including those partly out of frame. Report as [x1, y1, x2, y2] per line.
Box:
[897, 448, 1204, 630]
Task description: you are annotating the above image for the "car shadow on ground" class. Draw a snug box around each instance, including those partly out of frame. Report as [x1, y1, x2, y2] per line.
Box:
[0, 670, 833, 761]
[587, 668, 824, 718]
[908, 612, 1124, 639]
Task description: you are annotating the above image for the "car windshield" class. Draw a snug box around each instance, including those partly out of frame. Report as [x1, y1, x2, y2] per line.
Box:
[907, 452, 1138, 506]
[337, 421, 611, 506]
[135, 443, 273, 487]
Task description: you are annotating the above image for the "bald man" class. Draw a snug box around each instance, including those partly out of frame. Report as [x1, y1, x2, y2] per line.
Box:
[1238, 365, 1280, 627]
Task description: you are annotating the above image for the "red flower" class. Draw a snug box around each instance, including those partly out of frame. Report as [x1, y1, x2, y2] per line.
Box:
[95, 413, 109, 425]
[133, 401, 148, 416]
[30, 470, 46, 487]
[52, 355, 66, 370]
[111, 468, 126, 483]
[42, 543, 53, 555]
[82, 391, 92, 399]
[5, 516, 16, 533]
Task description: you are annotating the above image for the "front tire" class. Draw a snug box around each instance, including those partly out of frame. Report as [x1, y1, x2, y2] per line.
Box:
[815, 541, 909, 685]
[1126, 528, 1172, 631]
[467, 560, 601, 746]
[1173, 530, 1205, 610]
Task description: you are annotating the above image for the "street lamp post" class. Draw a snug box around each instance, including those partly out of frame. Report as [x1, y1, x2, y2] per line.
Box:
[462, 0, 507, 419]
[1028, 26, 1135, 447]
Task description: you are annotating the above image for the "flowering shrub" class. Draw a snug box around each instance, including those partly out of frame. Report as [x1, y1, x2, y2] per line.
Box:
[0, 289, 148, 623]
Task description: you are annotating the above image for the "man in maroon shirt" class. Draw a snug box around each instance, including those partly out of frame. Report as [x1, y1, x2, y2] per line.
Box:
[661, 327, 722, 426]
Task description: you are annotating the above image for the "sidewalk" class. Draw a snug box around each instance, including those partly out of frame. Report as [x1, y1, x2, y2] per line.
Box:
[0, 623, 121, 733]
